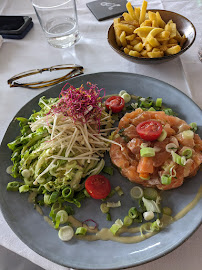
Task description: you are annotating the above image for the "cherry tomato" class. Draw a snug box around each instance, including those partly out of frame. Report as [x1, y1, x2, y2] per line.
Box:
[105, 96, 125, 113]
[85, 175, 111, 199]
[136, 120, 163, 141]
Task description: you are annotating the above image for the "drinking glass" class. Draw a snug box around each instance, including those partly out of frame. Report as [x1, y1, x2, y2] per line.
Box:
[32, 0, 80, 48]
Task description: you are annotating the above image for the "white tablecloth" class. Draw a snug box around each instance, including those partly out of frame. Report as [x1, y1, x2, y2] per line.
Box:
[0, 0, 201, 269]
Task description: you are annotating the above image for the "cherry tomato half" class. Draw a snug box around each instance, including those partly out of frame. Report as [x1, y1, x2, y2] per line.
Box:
[105, 96, 125, 113]
[85, 175, 111, 199]
[136, 120, 163, 141]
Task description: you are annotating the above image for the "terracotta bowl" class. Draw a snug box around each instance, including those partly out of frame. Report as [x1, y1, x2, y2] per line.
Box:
[107, 10, 196, 64]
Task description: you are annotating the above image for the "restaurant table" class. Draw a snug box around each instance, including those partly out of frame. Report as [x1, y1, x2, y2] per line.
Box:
[0, 0, 201, 270]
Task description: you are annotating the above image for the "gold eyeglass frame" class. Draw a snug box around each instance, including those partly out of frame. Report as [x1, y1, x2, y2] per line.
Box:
[7, 64, 84, 89]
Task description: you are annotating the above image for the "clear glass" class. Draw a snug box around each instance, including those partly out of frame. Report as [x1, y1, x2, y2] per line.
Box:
[32, 0, 80, 48]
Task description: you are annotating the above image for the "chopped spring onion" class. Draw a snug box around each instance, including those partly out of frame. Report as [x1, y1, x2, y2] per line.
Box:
[161, 174, 172, 185]
[181, 156, 186, 165]
[106, 201, 121, 208]
[84, 189, 91, 197]
[143, 187, 158, 200]
[122, 93, 131, 103]
[7, 181, 21, 192]
[75, 227, 87, 235]
[106, 212, 111, 221]
[50, 202, 62, 215]
[21, 169, 31, 178]
[165, 143, 178, 153]
[58, 226, 74, 241]
[19, 184, 29, 193]
[44, 181, 55, 192]
[49, 191, 59, 203]
[100, 203, 109, 214]
[56, 210, 68, 225]
[140, 147, 155, 157]
[157, 129, 167, 142]
[182, 130, 194, 139]
[110, 219, 123, 235]
[148, 107, 156, 111]
[141, 99, 153, 108]
[114, 186, 124, 196]
[155, 98, 162, 107]
[142, 197, 161, 213]
[140, 222, 152, 236]
[163, 108, 174, 116]
[182, 148, 193, 159]
[128, 207, 138, 219]
[171, 151, 186, 166]
[62, 187, 73, 199]
[143, 211, 154, 221]
[6, 165, 13, 174]
[162, 207, 172, 216]
[189, 122, 197, 132]
[130, 186, 143, 199]
[123, 216, 133, 226]
[150, 219, 162, 231]
[102, 166, 114, 176]
[140, 219, 162, 237]
[44, 194, 51, 205]
[131, 102, 138, 109]
[119, 90, 127, 96]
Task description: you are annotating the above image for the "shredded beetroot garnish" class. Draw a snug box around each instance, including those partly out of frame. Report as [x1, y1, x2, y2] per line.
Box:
[82, 219, 98, 229]
[48, 82, 105, 129]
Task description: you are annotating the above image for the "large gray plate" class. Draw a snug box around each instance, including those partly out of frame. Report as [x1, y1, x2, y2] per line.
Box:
[0, 72, 201, 270]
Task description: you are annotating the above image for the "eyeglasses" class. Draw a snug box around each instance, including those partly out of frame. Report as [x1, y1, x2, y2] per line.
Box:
[7, 64, 84, 89]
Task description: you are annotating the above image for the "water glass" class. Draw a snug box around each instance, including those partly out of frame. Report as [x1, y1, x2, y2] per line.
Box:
[32, 0, 80, 48]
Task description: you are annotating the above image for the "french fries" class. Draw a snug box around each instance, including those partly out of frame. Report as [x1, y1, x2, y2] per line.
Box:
[113, 0, 187, 58]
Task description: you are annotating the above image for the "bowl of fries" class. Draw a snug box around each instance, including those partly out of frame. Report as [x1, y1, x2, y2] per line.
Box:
[108, 1, 196, 64]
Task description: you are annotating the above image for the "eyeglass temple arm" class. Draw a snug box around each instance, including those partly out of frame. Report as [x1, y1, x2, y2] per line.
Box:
[7, 65, 84, 88]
